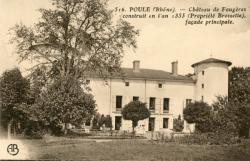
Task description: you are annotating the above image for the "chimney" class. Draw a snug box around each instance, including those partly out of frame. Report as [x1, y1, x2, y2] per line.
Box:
[133, 60, 140, 72]
[171, 61, 178, 76]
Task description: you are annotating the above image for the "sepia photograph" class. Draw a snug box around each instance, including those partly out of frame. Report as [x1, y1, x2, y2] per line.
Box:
[0, 0, 250, 160]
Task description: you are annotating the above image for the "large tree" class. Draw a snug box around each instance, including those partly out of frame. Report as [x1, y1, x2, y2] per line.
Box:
[122, 101, 150, 134]
[10, 0, 138, 134]
[10, 0, 139, 86]
[0, 68, 30, 136]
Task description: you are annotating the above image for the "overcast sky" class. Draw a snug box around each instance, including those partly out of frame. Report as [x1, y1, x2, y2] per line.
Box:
[0, 0, 250, 75]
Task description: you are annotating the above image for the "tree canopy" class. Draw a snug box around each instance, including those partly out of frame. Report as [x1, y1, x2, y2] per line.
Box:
[10, 0, 139, 86]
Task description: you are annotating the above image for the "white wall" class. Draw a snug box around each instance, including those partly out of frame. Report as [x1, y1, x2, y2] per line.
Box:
[194, 63, 229, 104]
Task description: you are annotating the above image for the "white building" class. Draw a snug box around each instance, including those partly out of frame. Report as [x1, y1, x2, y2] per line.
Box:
[87, 58, 232, 132]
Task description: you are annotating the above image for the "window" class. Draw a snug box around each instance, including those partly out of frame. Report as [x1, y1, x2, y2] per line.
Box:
[202, 83, 204, 88]
[158, 83, 162, 88]
[163, 98, 169, 111]
[116, 96, 122, 109]
[201, 96, 204, 102]
[125, 82, 129, 86]
[202, 70, 205, 75]
[186, 99, 192, 106]
[133, 96, 139, 101]
[149, 97, 156, 110]
[163, 118, 169, 128]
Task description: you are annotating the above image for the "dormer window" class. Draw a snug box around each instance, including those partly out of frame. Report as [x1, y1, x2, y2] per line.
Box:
[125, 82, 129, 86]
[158, 83, 162, 88]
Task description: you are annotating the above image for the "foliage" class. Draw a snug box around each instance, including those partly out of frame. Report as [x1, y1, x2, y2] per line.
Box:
[211, 96, 237, 135]
[104, 115, 112, 129]
[92, 113, 100, 129]
[10, 0, 139, 86]
[0, 68, 30, 132]
[98, 114, 106, 128]
[122, 101, 150, 132]
[173, 115, 184, 132]
[228, 67, 250, 138]
[31, 79, 96, 135]
[183, 101, 212, 132]
[92, 113, 112, 130]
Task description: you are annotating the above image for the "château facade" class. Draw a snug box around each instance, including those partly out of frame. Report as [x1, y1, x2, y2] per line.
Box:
[87, 58, 232, 133]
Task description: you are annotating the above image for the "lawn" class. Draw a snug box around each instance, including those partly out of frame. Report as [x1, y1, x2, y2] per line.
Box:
[22, 138, 250, 161]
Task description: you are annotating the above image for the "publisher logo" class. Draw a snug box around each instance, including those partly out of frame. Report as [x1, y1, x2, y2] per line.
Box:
[7, 144, 19, 156]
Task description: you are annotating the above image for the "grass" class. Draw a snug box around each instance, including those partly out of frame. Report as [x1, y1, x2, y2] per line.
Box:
[22, 138, 250, 161]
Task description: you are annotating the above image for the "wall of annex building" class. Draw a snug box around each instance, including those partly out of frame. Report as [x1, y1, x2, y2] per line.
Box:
[88, 78, 111, 115]
[88, 77, 195, 131]
[193, 63, 229, 104]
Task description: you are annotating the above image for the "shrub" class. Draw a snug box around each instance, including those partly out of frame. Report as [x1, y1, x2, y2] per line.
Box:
[105, 115, 112, 129]
[183, 101, 213, 133]
[173, 115, 184, 132]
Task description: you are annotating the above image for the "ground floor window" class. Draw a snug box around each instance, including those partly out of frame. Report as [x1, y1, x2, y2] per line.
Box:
[163, 118, 169, 128]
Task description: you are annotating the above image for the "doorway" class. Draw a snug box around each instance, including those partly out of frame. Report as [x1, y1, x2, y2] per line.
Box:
[115, 116, 122, 130]
[148, 117, 155, 131]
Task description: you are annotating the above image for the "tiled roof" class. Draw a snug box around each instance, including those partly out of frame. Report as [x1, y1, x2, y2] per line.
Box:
[191, 58, 232, 67]
[111, 68, 195, 82]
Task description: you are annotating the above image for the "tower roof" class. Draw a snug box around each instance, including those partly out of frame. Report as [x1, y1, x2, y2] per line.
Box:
[191, 58, 232, 67]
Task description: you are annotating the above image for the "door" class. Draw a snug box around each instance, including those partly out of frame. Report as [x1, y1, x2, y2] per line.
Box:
[115, 116, 122, 130]
[148, 117, 155, 131]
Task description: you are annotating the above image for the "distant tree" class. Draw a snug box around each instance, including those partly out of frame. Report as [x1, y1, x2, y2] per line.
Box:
[122, 101, 150, 133]
[173, 115, 184, 132]
[0, 68, 30, 136]
[229, 67, 250, 138]
[183, 101, 212, 133]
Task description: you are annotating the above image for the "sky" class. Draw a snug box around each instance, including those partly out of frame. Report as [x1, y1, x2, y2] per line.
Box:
[0, 0, 250, 75]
